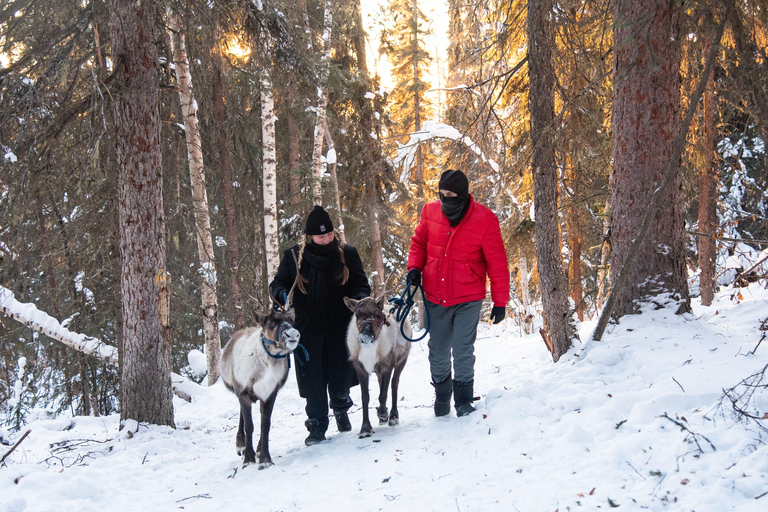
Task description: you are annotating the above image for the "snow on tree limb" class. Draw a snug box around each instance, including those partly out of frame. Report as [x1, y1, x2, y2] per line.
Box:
[0, 285, 118, 365]
[392, 121, 500, 185]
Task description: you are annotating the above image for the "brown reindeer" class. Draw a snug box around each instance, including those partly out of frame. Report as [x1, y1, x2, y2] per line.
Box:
[220, 261, 301, 469]
[344, 296, 411, 438]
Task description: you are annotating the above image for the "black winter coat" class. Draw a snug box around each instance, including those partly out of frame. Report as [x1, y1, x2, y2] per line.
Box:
[269, 242, 371, 398]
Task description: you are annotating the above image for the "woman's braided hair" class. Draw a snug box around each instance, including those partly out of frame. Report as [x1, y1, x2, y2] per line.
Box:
[295, 230, 349, 295]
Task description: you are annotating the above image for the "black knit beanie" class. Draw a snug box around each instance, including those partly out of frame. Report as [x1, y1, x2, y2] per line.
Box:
[305, 205, 334, 235]
[438, 170, 469, 198]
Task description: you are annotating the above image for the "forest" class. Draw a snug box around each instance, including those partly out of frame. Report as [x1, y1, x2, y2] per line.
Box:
[1, 0, 766, 429]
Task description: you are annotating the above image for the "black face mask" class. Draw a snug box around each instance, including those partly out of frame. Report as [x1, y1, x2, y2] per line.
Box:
[440, 193, 469, 226]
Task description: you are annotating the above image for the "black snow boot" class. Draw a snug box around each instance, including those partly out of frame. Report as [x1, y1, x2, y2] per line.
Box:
[304, 418, 326, 446]
[334, 412, 352, 432]
[432, 376, 453, 417]
[453, 379, 476, 417]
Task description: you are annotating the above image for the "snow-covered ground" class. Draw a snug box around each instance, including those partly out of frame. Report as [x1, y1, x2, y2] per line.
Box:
[2, 283, 767, 512]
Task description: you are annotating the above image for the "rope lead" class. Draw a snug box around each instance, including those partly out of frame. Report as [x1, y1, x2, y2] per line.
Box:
[388, 279, 430, 342]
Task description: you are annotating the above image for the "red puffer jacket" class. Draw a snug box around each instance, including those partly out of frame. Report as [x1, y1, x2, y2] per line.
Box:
[407, 196, 510, 308]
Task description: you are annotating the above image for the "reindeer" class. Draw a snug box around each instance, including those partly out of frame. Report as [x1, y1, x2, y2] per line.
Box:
[344, 296, 411, 438]
[220, 262, 301, 469]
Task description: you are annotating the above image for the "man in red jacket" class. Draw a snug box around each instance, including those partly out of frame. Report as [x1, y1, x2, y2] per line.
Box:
[407, 170, 510, 417]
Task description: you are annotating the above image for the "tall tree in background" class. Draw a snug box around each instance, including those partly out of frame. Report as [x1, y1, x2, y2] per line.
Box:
[311, 0, 334, 205]
[168, 13, 221, 385]
[610, 0, 690, 318]
[108, 0, 174, 427]
[381, 0, 433, 199]
[698, 29, 718, 307]
[527, 0, 579, 361]
[261, 39, 280, 278]
[212, 55, 246, 331]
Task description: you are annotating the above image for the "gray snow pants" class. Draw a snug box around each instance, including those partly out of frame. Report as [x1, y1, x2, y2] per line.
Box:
[425, 298, 483, 383]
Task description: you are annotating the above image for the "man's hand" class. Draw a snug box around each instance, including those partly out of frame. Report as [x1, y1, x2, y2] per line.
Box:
[489, 306, 506, 324]
[407, 268, 421, 287]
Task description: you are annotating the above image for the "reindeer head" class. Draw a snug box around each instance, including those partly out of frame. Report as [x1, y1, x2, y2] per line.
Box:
[257, 307, 300, 353]
[344, 296, 389, 345]
[236, 251, 302, 354]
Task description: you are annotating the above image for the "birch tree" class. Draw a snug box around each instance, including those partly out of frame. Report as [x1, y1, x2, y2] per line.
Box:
[168, 13, 221, 386]
[311, 0, 333, 205]
[261, 42, 280, 278]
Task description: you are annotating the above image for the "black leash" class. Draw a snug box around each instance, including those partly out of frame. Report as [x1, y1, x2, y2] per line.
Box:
[388, 279, 430, 342]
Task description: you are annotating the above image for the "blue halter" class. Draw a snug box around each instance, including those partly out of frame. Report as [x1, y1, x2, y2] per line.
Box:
[262, 322, 309, 365]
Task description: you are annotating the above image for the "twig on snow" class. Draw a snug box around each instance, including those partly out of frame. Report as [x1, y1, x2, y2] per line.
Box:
[661, 413, 716, 453]
[0, 429, 31, 466]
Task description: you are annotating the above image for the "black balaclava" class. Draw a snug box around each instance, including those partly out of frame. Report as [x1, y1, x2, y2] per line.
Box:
[438, 170, 470, 226]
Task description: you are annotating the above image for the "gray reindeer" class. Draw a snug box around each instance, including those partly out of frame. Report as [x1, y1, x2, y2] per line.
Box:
[344, 296, 411, 438]
[220, 263, 302, 469]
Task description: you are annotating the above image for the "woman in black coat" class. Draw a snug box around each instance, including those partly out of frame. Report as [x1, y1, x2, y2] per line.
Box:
[270, 205, 371, 446]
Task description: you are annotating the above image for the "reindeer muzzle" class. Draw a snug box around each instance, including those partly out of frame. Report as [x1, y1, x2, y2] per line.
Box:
[281, 325, 300, 350]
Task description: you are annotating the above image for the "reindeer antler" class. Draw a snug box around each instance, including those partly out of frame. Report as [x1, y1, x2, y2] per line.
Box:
[234, 254, 266, 309]
[284, 248, 301, 311]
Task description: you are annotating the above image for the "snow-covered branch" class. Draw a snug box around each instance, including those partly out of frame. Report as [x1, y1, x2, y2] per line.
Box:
[392, 121, 500, 185]
[0, 285, 118, 365]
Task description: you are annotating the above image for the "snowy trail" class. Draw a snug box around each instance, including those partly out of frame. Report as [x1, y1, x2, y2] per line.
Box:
[2, 284, 768, 511]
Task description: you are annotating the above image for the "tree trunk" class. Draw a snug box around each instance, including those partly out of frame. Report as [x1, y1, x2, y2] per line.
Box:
[286, 85, 302, 208]
[323, 119, 346, 244]
[518, 249, 532, 334]
[610, 0, 689, 318]
[412, 0, 423, 199]
[593, 5, 727, 340]
[596, 208, 611, 309]
[527, 0, 579, 362]
[566, 155, 583, 321]
[108, 0, 174, 427]
[353, 0, 387, 296]
[262, 64, 280, 278]
[213, 59, 246, 330]
[311, 0, 333, 205]
[698, 35, 717, 307]
[168, 13, 221, 386]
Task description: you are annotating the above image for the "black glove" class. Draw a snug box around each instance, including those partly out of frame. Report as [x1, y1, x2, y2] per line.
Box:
[406, 268, 421, 287]
[489, 306, 506, 324]
[272, 289, 287, 309]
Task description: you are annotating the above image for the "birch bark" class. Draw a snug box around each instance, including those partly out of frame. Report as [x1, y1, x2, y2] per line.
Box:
[311, 0, 333, 204]
[261, 60, 280, 278]
[168, 13, 221, 385]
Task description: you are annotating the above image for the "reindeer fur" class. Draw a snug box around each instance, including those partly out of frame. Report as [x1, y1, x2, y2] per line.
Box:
[220, 311, 299, 469]
[344, 296, 411, 438]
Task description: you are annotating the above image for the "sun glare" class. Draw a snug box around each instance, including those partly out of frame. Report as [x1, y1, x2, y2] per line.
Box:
[222, 35, 251, 62]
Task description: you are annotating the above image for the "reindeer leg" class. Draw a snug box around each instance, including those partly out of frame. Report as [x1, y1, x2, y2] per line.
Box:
[236, 409, 246, 456]
[389, 357, 407, 426]
[357, 369, 373, 438]
[256, 394, 276, 469]
[377, 370, 392, 424]
[238, 395, 256, 466]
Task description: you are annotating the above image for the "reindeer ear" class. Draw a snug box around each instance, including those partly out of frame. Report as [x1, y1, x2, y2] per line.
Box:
[343, 296, 358, 312]
[375, 295, 386, 311]
[254, 311, 269, 326]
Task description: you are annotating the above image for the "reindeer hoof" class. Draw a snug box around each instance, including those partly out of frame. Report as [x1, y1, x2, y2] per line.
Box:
[377, 408, 389, 424]
[258, 461, 274, 470]
[358, 428, 373, 438]
[388, 416, 399, 426]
